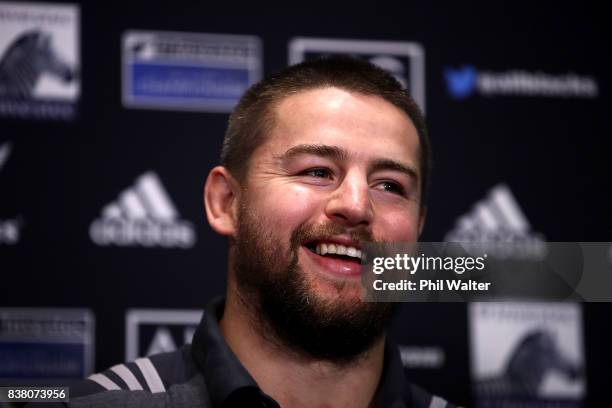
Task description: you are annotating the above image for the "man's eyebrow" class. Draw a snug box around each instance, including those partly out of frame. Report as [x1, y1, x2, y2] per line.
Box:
[278, 144, 349, 162]
[369, 159, 419, 183]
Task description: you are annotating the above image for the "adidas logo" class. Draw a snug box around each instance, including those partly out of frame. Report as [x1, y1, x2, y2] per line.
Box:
[0, 141, 22, 245]
[89, 171, 196, 248]
[444, 184, 546, 259]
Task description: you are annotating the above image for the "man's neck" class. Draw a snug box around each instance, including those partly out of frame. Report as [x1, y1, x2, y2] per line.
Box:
[219, 286, 385, 408]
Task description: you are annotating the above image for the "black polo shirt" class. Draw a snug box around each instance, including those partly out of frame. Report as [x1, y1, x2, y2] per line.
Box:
[191, 297, 455, 408]
[54, 297, 456, 408]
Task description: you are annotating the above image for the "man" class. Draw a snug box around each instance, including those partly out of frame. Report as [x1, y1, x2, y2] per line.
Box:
[52, 57, 456, 407]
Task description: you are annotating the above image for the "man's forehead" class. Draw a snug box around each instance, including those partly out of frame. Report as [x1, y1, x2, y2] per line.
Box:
[273, 87, 414, 129]
[262, 87, 421, 170]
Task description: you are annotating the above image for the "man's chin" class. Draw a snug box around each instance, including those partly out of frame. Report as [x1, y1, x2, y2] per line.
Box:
[233, 214, 391, 362]
[256, 269, 390, 363]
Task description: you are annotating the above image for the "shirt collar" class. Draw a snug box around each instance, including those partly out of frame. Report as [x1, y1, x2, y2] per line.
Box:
[191, 297, 261, 407]
[191, 297, 407, 408]
[375, 336, 408, 408]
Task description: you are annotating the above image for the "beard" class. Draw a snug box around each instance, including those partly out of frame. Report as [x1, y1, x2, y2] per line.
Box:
[231, 205, 396, 364]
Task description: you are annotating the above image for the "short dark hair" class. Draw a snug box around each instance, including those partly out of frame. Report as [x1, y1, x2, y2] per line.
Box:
[220, 56, 430, 206]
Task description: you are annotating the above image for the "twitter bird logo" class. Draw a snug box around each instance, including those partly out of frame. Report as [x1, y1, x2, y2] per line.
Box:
[444, 65, 478, 99]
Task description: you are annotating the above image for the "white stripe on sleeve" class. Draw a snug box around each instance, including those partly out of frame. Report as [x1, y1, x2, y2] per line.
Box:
[111, 364, 144, 391]
[135, 357, 166, 393]
[88, 373, 121, 391]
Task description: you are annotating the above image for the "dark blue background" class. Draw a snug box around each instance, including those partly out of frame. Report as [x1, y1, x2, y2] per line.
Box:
[1, 3, 610, 406]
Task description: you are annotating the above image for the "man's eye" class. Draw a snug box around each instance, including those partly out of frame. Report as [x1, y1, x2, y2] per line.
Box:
[380, 181, 405, 195]
[303, 168, 331, 178]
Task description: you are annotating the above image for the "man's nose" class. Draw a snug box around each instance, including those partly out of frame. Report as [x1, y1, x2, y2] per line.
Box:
[324, 172, 374, 227]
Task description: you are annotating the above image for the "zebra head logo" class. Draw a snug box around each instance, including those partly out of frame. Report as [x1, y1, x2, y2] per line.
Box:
[478, 329, 582, 397]
[0, 30, 77, 99]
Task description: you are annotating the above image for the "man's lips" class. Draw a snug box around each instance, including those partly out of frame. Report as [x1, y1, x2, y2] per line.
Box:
[301, 239, 363, 278]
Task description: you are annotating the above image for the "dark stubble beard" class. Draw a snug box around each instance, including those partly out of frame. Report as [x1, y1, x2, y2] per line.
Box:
[232, 206, 396, 365]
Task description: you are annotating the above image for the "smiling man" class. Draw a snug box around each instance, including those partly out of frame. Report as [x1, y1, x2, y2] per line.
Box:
[53, 57, 455, 408]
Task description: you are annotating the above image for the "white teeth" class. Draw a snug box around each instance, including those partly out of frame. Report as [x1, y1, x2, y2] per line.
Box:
[314, 242, 362, 259]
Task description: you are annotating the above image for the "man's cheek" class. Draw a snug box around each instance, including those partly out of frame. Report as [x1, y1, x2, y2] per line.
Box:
[261, 184, 322, 222]
[380, 211, 421, 241]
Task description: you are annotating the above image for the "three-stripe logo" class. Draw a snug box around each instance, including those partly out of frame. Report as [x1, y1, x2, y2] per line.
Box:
[89, 171, 195, 248]
[88, 357, 166, 394]
[444, 184, 546, 259]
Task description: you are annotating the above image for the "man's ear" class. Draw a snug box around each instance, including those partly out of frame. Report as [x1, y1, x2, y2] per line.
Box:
[418, 206, 427, 237]
[204, 166, 240, 236]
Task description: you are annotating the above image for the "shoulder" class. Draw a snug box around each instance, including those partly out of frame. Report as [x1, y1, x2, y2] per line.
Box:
[35, 345, 211, 408]
[75, 346, 192, 396]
